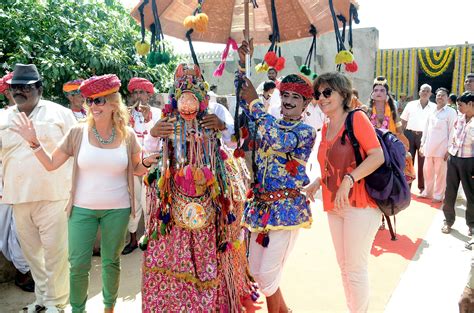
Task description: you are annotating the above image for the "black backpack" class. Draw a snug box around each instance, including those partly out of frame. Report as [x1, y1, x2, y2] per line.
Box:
[343, 109, 411, 240]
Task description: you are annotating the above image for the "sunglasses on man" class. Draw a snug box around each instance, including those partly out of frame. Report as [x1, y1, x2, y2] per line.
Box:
[86, 97, 107, 106]
[9, 84, 37, 93]
[65, 90, 81, 96]
[314, 87, 333, 100]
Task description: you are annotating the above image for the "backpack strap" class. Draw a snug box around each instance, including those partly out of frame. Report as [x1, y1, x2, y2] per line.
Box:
[343, 109, 364, 166]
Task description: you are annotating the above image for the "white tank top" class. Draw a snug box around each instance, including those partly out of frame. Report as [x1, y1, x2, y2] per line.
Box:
[74, 125, 130, 210]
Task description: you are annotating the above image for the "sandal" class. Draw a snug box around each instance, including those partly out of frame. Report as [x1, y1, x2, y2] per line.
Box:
[441, 223, 452, 234]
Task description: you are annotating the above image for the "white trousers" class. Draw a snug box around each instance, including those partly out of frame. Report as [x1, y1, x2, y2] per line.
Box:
[422, 156, 447, 201]
[0, 203, 30, 273]
[13, 200, 69, 307]
[248, 229, 299, 297]
[328, 207, 381, 313]
[127, 176, 146, 233]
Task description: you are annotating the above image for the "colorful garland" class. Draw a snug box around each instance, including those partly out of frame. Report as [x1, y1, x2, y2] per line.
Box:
[467, 46, 473, 77]
[460, 45, 467, 94]
[376, 50, 382, 77]
[452, 47, 460, 95]
[417, 47, 454, 77]
[397, 49, 403, 97]
[382, 50, 387, 78]
[387, 50, 393, 87]
[410, 48, 416, 96]
[392, 50, 398, 97]
[403, 49, 409, 96]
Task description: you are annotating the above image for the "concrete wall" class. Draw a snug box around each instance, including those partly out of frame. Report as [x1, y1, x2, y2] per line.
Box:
[182, 27, 379, 105]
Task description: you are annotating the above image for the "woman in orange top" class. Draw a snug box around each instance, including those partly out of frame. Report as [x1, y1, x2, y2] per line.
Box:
[305, 72, 384, 313]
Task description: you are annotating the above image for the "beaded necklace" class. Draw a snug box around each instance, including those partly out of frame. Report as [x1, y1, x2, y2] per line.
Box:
[92, 126, 116, 145]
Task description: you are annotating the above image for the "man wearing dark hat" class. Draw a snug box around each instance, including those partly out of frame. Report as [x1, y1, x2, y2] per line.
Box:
[0, 64, 76, 312]
[0, 71, 35, 293]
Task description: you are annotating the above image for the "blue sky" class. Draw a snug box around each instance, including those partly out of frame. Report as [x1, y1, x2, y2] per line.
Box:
[120, 0, 473, 53]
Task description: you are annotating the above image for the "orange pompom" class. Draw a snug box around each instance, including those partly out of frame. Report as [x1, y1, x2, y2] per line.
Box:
[193, 13, 208, 32]
[183, 15, 195, 29]
[264, 51, 278, 67]
[274, 57, 286, 71]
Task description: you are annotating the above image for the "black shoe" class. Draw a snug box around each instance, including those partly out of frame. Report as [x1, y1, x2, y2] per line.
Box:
[15, 270, 35, 293]
[122, 242, 138, 255]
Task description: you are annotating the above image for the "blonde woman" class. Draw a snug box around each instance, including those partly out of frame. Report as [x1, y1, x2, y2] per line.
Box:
[11, 74, 156, 313]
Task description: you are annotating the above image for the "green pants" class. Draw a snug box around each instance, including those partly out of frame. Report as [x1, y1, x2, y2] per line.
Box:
[68, 206, 130, 313]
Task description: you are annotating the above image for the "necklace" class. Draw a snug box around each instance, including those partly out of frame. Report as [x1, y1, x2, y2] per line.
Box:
[92, 126, 116, 145]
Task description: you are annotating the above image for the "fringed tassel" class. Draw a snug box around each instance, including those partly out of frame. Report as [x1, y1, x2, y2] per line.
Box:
[213, 37, 238, 77]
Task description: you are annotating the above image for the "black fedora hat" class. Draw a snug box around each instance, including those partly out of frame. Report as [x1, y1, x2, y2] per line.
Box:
[6, 64, 41, 85]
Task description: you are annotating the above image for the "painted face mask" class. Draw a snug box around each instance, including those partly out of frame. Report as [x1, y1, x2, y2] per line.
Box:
[177, 91, 199, 121]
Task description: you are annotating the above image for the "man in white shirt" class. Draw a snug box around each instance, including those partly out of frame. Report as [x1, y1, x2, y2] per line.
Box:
[122, 77, 161, 255]
[401, 84, 436, 193]
[0, 64, 76, 312]
[419, 87, 457, 202]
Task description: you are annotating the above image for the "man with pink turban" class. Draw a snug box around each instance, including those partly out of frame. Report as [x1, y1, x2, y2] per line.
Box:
[122, 77, 161, 254]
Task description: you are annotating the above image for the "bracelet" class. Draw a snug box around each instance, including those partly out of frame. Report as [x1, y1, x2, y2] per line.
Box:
[31, 145, 43, 153]
[344, 174, 355, 188]
[141, 158, 151, 168]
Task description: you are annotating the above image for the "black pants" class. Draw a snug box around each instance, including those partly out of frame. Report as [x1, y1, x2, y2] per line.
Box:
[405, 129, 425, 190]
[442, 156, 474, 227]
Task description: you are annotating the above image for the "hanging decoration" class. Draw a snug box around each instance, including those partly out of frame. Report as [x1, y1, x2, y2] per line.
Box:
[397, 49, 403, 98]
[459, 45, 467, 94]
[146, 0, 171, 67]
[402, 49, 409, 97]
[135, 0, 151, 56]
[255, 0, 285, 73]
[183, 1, 209, 33]
[410, 48, 416, 97]
[417, 47, 454, 78]
[299, 25, 318, 80]
[328, 0, 358, 72]
[213, 37, 238, 77]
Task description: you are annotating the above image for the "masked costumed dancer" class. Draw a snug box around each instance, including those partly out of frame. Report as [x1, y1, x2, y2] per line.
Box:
[237, 41, 317, 313]
[141, 64, 254, 312]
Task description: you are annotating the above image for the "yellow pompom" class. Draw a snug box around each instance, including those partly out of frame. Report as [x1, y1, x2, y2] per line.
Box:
[335, 50, 354, 65]
[183, 15, 195, 29]
[204, 81, 210, 91]
[255, 63, 269, 74]
[135, 41, 150, 56]
[262, 63, 269, 72]
[193, 13, 209, 32]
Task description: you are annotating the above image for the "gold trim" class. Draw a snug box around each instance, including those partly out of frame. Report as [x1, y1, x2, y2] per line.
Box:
[143, 266, 220, 290]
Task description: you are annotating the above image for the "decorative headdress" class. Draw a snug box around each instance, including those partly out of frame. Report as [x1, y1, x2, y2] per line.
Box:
[63, 79, 84, 93]
[0, 72, 13, 95]
[164, 64, 209, 116]
[128, 77, 154, 94]
[373, 76, 389, 91]
[79, 74, 121, 99]
[279, 74, 313, 99]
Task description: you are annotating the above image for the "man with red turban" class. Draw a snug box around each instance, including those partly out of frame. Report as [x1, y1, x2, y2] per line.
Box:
[0, 72, 14, 107]
[122, 77, 161, 254]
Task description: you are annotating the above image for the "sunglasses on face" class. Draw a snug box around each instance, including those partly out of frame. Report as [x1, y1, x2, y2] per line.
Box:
[9, 84, 37, 93]
[314, 88, 333, 100]
[86, 97, 107, 106]
[66, 90, 81, 96]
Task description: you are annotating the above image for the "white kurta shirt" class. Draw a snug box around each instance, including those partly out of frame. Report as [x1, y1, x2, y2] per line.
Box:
[420, 105, 457, 157]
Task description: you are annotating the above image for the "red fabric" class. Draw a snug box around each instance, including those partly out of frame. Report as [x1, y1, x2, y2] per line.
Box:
[127, 77, 154, 94]
[279, 81, 313, 99]
[0, 72, 13, 95]
[79, 74, 121, 99]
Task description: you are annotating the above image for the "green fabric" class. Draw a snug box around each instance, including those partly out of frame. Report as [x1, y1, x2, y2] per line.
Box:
[68, 206, 130, 312]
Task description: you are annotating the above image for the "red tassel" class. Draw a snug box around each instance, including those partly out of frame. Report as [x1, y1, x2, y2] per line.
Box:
[264, 51, 278, 67]
[240, 126, 249, 139]
[262, 212, 270, 226]
[256, 233, 264, 245]
[274, 57, 286, 71]
[246, 189, 254, 199]
[285, 159, 299, 176]
[219, 148, 228, 160]
[345, 60, 358, 73]
[248, 139, 255, 150]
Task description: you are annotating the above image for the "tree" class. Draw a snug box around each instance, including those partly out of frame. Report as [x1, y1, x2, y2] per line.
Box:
[0, 0, 180, 106]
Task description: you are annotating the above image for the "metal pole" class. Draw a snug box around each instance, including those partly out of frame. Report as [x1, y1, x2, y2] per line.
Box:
[244, 0, 250, 76]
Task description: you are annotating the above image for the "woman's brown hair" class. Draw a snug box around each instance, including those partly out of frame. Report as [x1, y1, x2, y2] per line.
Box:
[313, 72, 353, 111]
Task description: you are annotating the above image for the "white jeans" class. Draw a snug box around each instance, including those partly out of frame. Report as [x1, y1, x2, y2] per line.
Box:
[127, 176, 146, 233]
[0, 203, 30, 273]
[248, 229, 299, 297]
[422, 156, 447, 201]
[327, 207, 381, 313]
[13, 200, 69, 307]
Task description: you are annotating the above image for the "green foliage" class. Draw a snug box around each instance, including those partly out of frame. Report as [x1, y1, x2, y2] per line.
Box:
[0, 0, 180, 106]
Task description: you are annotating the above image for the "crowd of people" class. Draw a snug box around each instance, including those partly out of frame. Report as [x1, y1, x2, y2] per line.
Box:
[0, 41, 472, 312]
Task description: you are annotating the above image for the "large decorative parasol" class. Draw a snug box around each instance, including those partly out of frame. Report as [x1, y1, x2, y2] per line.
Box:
[130, 0, 358, 45]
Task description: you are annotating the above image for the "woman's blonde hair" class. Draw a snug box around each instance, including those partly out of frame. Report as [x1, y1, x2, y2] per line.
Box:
[86, 92, 130, 141]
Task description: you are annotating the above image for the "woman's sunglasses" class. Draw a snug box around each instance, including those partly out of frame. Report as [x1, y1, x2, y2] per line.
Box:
[314, 88, 333, 100]
[86, 97, 107, 106]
